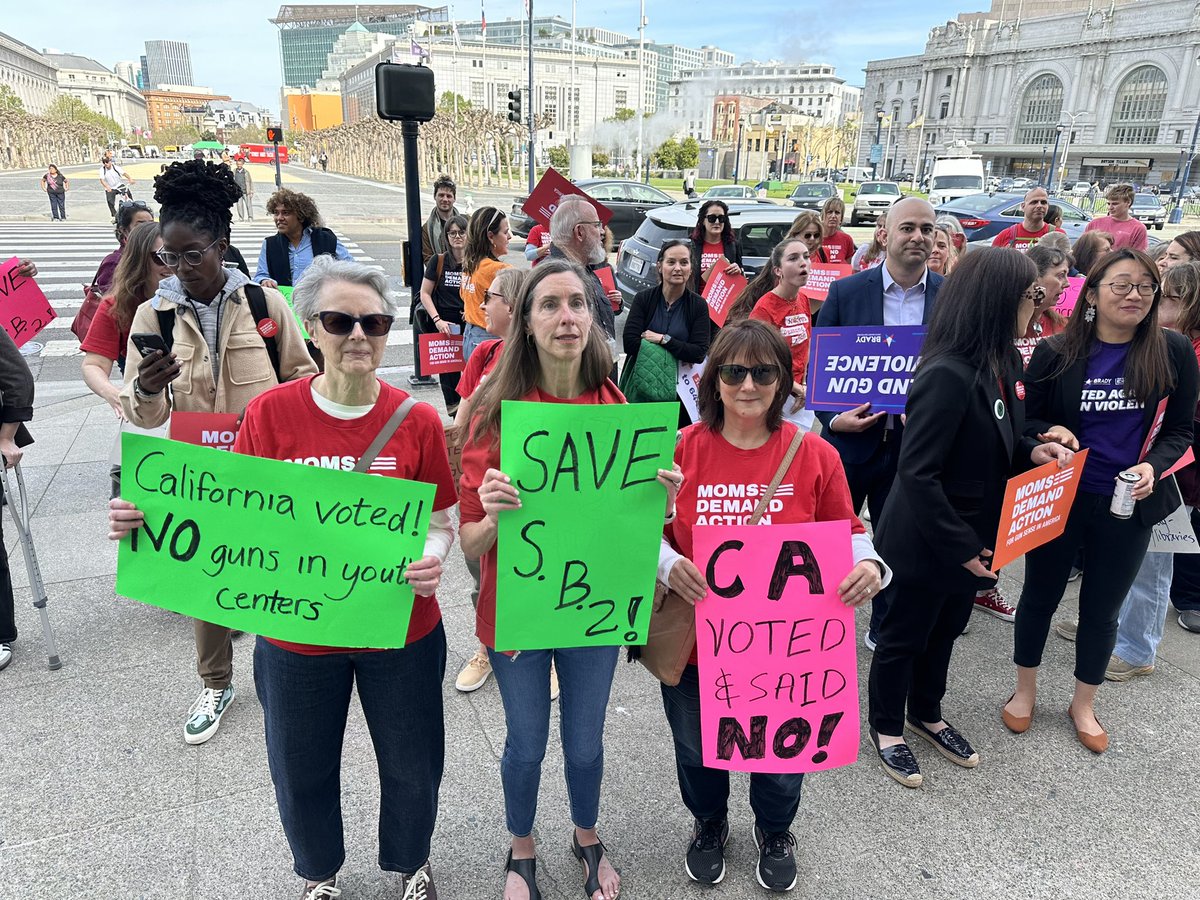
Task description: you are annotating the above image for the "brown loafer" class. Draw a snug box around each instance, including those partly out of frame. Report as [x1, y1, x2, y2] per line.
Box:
[1001, 693, 1033, 734]
[1067, 706, 1108, 754]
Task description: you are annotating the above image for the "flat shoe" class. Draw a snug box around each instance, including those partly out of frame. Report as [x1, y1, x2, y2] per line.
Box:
[1067, 706, 1108, 754]
[905, 716, 980, 768]
[1001, 693, 1034, 734]
[869, 726, 922, 788]
[505, 849, 542, 900]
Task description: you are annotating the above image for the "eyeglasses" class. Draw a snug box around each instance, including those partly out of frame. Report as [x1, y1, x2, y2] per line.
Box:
[315, 311, 394, 337]
[579, 220, 604, 230]
[125, 201, 150, 211]
[704, 214, 727, 224]
[446, 230, 466, 238]
[155, 238, 220, 268]
[484, 290, 507, 304]
[717, 364, 781, 386]
[1102, 281, 1159, 297]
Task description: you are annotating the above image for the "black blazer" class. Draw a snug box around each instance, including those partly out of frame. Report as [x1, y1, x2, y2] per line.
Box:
[689, 236, 743, 296]
[622, 286, 710, 372]
[1024, 330, 1200, 527]
[814, 265, 944, 465]
[874, 352, 1038, 591]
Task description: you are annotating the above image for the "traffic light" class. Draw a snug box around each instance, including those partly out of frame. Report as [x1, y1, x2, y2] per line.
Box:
[266, 125, 284, 144]
[507, 90, 522, 124]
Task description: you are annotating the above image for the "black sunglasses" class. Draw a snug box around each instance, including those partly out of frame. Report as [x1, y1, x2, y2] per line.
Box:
[316, 311, 394, 337]
[718, 364, 781, 386]
[705, 214, 727, 224]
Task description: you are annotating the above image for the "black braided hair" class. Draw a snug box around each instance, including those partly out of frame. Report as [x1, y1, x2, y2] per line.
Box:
[153, 159, 240, 243]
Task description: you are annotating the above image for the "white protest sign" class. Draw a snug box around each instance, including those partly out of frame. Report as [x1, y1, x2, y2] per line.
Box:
[677, 360, 705, 424]
[1148, 503, 1200, 554]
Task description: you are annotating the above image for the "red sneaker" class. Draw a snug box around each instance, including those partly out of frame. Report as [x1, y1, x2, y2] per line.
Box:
[974, 587, 1016, 622]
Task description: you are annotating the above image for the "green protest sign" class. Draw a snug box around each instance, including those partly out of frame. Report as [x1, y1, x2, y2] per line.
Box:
[116, 433, 435, 648]
[496, 400, 677, 649]
[276, 285, 311, 340]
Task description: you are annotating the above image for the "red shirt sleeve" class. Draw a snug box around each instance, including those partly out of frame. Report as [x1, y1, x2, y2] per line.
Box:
[991, 227, 1014, 248]
[408, 403, 457, 511]
[79, 298, 126, 360]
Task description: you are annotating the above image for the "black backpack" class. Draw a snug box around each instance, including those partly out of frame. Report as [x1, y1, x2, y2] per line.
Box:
[155, 283, 282, 382]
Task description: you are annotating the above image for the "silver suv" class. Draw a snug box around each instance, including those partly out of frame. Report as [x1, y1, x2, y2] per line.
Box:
[849, 181, 902, 225]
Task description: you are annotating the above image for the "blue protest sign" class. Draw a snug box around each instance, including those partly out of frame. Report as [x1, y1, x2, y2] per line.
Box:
[806, 326, 926, 415]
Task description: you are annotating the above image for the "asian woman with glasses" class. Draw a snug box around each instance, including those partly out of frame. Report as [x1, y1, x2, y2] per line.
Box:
[687, 200, 743, 299]
[1004, 248, 1199, 753]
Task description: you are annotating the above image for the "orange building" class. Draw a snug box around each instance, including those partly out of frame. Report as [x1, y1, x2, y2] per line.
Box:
[284, 90, 344, 131]
[143, 88, 232, 133]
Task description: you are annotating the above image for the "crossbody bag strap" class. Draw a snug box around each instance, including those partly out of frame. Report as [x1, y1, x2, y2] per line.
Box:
[748, 428, 804, 525]
[353, 396, 418, 473]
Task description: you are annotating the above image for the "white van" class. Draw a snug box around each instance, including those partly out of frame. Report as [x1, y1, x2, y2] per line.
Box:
[928, 155, 986, 207]
[845, 166, 872, 184]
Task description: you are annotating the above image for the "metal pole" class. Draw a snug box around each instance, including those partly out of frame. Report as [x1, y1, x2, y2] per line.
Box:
[527, 0, 535, 192]
[871, 112, 883, 178]
[1046, 126, 1063, 195]
[402, 120, 424, 297]
[569, 0, 577, 148]
[273, 138, 282, 187]
[1059, 124, 1074, 195]
[733, 121, 742, 184]
[1171, 111, 1200, 224]
[1039, 144, 1047, 184]
[635, 0, 646, 182]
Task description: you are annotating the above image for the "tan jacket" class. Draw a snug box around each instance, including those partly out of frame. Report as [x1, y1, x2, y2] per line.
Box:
[120, 276, 317, 427]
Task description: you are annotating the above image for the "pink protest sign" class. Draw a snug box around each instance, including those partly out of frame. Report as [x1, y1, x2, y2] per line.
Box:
[0, 257, 57, 348]
[1054, 276, 1086, 317]
[805, 263, 853, 301]
[701, 269, 747, 328]
[693, 520, 859, 774]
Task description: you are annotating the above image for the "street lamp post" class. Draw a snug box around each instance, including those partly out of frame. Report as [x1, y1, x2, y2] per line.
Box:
[871, 109, 884, 178]
[1171, 112, 1200, 224]
[1039, 144, 1048, 184]
[734, 121, 743, 185]
[1047, 124, 1064, 194]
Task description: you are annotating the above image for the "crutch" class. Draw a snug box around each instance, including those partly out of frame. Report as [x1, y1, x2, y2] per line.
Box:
[1, 463, 62, 670]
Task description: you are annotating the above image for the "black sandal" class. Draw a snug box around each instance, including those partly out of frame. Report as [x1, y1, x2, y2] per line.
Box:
[571, 832, 613, 900]
[504, 849, 542, 900]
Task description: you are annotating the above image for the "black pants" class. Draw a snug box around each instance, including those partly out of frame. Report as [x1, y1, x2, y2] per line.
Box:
[842, 434, 901, 636]
[48, 193, 65, 219]
[1014, 492, 1152, 685]
[105, 190, 118, 219]
[0, 518, 15, 643]
[1171, 506, 1200, 612]
[660, 665, 803, 833]
[867, 579, 974, 736]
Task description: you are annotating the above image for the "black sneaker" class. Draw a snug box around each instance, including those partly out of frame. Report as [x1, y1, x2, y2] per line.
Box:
[685, 817, 729, 884]
[753, 826, 797, 892]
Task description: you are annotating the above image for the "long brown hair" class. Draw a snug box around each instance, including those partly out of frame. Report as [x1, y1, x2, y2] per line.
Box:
[698, 319, 793, 432]
[1071, 230, 1113, 278]
[1051, 248, 1174, 401]
[726, 237, 806, 325]
[1166, 261, 1200, 340]
[107, 221, 162, 332]
[467, 258, 614, 446]
[464, 206, 506, 276]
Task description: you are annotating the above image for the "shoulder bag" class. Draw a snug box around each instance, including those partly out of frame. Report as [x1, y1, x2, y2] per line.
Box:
[354, 396, 418, 473]
[636, 427, 805, 686]
[618, 338, 678, 404]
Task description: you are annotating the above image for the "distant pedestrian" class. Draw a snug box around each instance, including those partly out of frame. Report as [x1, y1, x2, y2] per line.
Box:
[232, 157, 254, 221]
[41, 164, 69, 221]
[99, 158, 135, 223]
[309, 152, 317, 169]
[319, 151, 328, 173]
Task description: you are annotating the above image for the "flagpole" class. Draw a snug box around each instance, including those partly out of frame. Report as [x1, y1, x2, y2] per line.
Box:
[569, 0, 577, 151]
[635, 0, 646, 182]
[527, 0, 535, 192]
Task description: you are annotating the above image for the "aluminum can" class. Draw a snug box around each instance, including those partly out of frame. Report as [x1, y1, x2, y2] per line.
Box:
[1111, 470, 1139, 519]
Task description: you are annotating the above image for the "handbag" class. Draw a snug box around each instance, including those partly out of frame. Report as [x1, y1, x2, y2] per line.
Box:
[618, 339, 678, 404]
[636, 427, 805, 686]
[71, 282, 103, 342]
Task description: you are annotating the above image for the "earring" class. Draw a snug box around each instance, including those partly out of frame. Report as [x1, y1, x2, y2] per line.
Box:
[1084, 304, 1096, 323]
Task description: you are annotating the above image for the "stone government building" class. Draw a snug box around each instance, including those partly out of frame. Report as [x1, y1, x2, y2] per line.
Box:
[861, 0, 1200, 187]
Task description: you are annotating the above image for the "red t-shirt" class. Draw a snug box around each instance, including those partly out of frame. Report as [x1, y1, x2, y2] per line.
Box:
[749, 289, 813, 382]
[526, 223, 551, 265]
[457, 339, 505, 399]
[821, 231, 856, 264]
[80, 297, 130, 361]
[233, 376, 457, 654]
[458, 380, 627, 649]
[992, 223, 1059, 251]
[1085, 216, 1148, 251]
[700, 241, 725, 278]
[1013, 313, 1066, 368]
[667, 421, 865, 663]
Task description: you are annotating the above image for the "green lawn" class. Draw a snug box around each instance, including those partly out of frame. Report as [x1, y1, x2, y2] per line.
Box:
[647, 177, 929, 203]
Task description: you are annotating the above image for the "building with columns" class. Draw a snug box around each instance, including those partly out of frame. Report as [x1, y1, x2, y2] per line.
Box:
[0, 31, 57, 115]
[861, 0, 1200, 187]
[44, 53, 149, 134]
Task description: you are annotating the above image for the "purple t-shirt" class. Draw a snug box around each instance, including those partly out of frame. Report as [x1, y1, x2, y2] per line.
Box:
[1078, 340, 1145, 493]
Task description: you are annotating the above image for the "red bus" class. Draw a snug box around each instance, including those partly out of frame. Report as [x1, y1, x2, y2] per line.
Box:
[239, 143, 289, 165]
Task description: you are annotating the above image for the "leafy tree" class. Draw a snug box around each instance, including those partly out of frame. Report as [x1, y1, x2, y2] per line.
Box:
[607, 108, 636, 123]
[0, 85, 24, 113]
[199, 130, 218, 142]
[154, 123, 202, 147]
[46, 95, 122, 138]
[679, 136, 700, 169]
[546, 145, 569, 170]
[221, 125, 268, 146]
[437, 91, 470, 114]
[654, 138, 681, 169]
[592, 150, 610, 167]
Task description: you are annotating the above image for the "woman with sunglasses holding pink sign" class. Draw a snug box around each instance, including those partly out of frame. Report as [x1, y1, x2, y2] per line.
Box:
[687, 201, 743, 298]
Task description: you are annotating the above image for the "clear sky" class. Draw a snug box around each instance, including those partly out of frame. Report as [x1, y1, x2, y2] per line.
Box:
[4, 0, 977, 120]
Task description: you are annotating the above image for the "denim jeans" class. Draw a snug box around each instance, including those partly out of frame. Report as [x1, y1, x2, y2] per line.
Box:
[486, 645, 619, 837]
[1114, 550, 1174, 667]
[661, 664, 803, 834]
[48, 193, 65, 219]
[463, 323, 500, 362]
[1171, 507, 1200, 613]
[254, 624, 447, 882]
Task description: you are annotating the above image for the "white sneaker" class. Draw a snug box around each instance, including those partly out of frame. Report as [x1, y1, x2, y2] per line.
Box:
[0, 642, 11, 671]
[454, 647, 492, 692]
[300, 876, 340, 899]
[184, 685, 235, 745]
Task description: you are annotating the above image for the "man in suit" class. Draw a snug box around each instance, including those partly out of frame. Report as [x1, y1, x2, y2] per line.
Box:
[817, 197, 940, 647]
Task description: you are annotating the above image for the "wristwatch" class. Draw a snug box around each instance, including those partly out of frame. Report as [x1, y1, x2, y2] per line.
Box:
[661, 334, 671, 346]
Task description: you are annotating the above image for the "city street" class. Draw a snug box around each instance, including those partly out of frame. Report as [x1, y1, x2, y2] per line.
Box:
[0, 163, 1198, 899]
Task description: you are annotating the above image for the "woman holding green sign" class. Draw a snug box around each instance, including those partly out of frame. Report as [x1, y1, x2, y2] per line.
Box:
[459, 258, 681, 900]
[111, 255, 456, 899]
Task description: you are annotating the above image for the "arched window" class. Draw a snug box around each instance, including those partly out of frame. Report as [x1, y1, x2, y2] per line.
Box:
[1017, 74, 1063, 145]
[1108, 66, 1168, 144]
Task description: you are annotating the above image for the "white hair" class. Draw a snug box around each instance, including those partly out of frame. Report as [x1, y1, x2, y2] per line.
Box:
[291, 255, 397, 320]
[549, 195, 595, 246]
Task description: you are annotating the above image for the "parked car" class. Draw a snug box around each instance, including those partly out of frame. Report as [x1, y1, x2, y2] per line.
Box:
[848, 181, 902, 225]
[1010, 177, 1037, 190]
[509, 178, 675, 241]
[788, 182, 838, 211]
[614, 202, 803, 305]
[935, 191, 1093, 242]
[1070, 181, 1092, 197]
[1131, 192, 1168, 230]
[700, 184, 758, 200]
